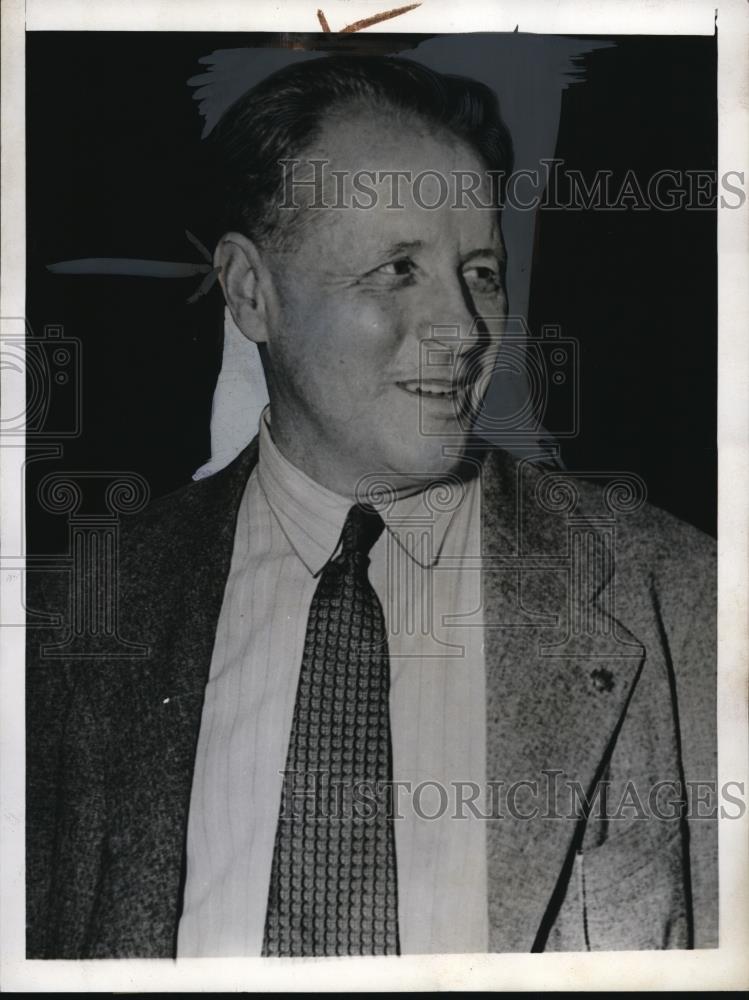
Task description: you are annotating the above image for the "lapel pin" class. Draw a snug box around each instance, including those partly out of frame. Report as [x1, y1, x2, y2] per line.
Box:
[590, 667, 614, 693]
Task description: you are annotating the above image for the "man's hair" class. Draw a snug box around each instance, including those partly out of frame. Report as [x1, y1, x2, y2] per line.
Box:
[203, 54, 514, 250]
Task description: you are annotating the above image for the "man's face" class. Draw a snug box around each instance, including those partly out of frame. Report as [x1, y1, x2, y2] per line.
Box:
[260, 106, 507, 497]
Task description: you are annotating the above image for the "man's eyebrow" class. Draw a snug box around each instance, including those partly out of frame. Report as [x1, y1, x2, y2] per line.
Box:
[379, 239, 425, 257]
[461, 246, 507, 264]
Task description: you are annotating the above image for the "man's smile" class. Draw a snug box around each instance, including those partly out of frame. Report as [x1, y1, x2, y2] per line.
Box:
[395, 378, 459, 401]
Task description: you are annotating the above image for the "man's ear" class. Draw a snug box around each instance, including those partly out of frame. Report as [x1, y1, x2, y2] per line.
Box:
[214, 232, 274, 345]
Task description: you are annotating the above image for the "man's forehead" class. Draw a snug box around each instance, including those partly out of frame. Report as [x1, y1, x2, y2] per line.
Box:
[297, 105, 490, 182]
[280, 182, 502, 265]
[277, 110, 501, 259]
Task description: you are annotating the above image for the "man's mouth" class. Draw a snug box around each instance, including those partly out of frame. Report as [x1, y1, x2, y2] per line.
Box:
[395, 379, 459, 400]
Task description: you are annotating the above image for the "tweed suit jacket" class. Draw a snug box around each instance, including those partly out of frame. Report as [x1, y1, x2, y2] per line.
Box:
[26, 441, 718, 958]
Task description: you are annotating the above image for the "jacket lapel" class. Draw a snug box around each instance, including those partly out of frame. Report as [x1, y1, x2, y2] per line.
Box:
[480, 450, 646, 952]
[90, 441, 261, 957]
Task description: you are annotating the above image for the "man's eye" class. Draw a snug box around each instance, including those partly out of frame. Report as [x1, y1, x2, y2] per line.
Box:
[378, 258, 415, 276]
[463, 266, 502, 294]
[363, 257, 417, 285]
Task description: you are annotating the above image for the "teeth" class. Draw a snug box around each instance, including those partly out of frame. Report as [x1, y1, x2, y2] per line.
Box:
[399, 382, 457, 397]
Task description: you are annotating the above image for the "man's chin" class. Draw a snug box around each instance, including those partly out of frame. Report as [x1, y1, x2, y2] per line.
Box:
[357, 438, 469, 497]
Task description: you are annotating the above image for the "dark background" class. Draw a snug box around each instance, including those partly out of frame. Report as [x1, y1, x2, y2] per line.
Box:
[26, 31, 717, 553]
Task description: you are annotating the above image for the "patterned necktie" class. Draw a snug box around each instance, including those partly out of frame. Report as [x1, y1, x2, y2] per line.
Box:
[262, 503, 401, 957]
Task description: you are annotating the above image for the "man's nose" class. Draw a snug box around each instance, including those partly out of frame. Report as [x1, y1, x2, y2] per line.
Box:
[429, 276, 476, 336]
[416, 277, 478, 368]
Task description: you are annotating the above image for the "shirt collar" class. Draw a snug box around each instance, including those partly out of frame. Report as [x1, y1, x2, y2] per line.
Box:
[256, 406, 469, 576]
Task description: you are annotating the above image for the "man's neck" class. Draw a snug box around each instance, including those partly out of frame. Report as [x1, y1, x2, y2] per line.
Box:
[262, 406, 482, 504]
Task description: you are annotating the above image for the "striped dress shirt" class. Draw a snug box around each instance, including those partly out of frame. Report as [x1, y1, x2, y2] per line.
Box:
[177, 409, 488, 956]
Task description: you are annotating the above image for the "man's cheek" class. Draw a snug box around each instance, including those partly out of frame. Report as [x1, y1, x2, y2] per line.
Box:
[333, 306, 398, 370]
[339, 297, 400, 342]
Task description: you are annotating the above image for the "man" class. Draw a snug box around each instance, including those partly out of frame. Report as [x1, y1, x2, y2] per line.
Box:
[26, 55, 717, 958]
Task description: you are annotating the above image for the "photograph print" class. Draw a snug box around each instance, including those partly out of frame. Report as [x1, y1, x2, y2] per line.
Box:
[23, 28, 721, 958]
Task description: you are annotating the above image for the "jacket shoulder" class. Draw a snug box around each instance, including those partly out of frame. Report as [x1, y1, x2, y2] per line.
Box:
[576, 473, 714, 579]
[117, 439, 259, 557]
[492, 449, 716, 585]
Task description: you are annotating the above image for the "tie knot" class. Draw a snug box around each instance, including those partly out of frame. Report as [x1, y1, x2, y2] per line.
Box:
[339, 503, 385, 560]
